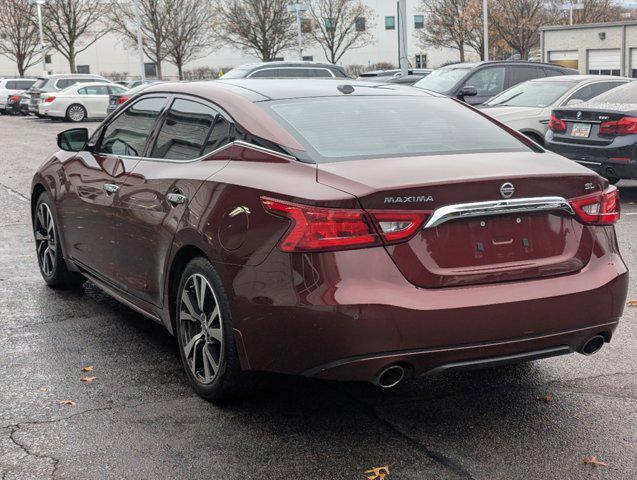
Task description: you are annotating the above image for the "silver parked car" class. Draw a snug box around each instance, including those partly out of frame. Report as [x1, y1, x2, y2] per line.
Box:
[480, 75, 631, 146]
[26, 74, 111, 116]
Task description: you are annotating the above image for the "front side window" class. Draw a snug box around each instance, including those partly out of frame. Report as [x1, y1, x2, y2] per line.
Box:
[99, 96, 167, 157]
[265, 96, 531, 162]
[463, 67, 506, 96]
[385, 16, 395, 30]
[150, 99, 219, 161]
[414, 67, 471, 93]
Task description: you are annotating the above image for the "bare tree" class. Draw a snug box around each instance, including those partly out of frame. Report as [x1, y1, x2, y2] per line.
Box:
[107, 0, 174, 79]
[464, 0, 508, 61]
[166, 0, 216, 80]
[547, 0, 625, 24]
[41, 0, 109, 72]
[306, 0, 374, 64]
[490, 0, 547, 60]
[0, 0, 40, 76]
[417, 0, 476, 63]
[216, 0, 297, 61]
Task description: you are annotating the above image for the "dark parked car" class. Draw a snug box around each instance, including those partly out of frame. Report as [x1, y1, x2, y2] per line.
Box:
[357, 68, 432, 85]
[32, 80, 627, 401]
[545, 81, 637, 184]
[107, 81, 168, 116]
[27, 74, 110, 116]
[220, 61, 348, 79]
[414, 61, 578, 105]
[4, 91, 27, 115]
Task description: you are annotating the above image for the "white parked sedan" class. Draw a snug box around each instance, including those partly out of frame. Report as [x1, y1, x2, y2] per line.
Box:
[480, 75, 631, 146]
[38, 82, 128, 122]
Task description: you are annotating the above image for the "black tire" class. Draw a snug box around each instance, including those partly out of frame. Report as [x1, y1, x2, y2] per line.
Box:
[175, 257, 250, 401]
[33, 192, 85, 289]
[65, 104, 86, 122]
[523, 132, 544, 147]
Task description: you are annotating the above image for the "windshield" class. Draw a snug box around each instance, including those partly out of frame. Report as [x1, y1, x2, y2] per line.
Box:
[220, 68, 250, 79]
[486, 81, 576, 107]
[264, 96, 530, 162]
[413, 67, 471, 93]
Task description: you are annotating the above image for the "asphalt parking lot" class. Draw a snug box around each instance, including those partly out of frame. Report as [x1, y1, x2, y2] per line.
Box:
[0, 115, 635, 480]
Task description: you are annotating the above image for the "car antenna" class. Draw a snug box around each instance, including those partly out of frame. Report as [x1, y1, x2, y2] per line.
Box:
[337, 84, 355, 94]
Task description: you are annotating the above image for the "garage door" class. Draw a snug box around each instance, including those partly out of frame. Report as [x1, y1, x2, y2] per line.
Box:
[549, 50, 578, 69]
[588, 49, 621, 76]
[632, 49, 637, 78]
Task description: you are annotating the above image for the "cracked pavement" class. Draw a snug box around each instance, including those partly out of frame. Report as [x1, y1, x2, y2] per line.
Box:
[0, 115, 635, 479]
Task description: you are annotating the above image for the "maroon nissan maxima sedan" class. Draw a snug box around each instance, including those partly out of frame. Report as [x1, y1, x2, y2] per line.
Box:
[31, 80, 628, 400]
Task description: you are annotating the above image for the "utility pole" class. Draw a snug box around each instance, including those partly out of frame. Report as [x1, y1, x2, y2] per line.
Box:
[133, 0, 146, 81]
[558, 2, 584, 25]
[398, 0, 408, 76]
[483, 0, 489, 61]
[33, 0, 47, 76]
[287, 4, 309, 61]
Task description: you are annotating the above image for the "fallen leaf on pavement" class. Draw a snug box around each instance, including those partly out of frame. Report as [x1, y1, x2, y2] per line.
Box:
[627, 300, 637, 307]
[583, 455, 607, 467]
[80, 376, 97, 383]
[364, 466, 390, 479]
[59, 400, 76, 406]
[537, 393, 553, 403]
[82, 366, 94, 372]
[38, 386, 49, 392]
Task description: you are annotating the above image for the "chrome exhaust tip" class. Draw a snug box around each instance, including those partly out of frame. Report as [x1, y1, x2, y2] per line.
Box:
[374, 365, 405, 389]
[580, 335, 605, 356]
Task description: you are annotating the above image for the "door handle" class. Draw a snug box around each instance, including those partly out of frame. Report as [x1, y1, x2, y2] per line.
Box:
[103, 183, 120, 194]
[166, 192, 187, 206]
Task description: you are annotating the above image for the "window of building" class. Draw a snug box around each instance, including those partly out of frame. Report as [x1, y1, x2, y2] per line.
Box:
[302, 56, 314, 61]
[144, 62, 157, 78]
[414, 15, 424, 29]
[385, 16, 395, 30]
[99, 96, 167, 157]
[633, 69, 637, 78]
[325, 18, 335, 30]
[355, 17, 366, 32]
[76, 65, 90, 74]
[301, 18, 312, 33]
[588, 68, 621, 76]
[44, 54, 52, 64]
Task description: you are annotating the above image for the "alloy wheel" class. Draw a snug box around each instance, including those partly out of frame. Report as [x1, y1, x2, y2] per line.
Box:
[68, 105, 85, 122]
[35, 203, 56, 277]
[179, 273, 223, 385]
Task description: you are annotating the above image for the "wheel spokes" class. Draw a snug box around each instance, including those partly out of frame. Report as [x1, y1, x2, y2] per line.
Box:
[35, 203, 56, 277]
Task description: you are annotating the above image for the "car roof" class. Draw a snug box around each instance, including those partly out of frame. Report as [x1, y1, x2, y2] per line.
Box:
[440, 61, 573, 69]
[529, 74, 632, 82]
[40, 74, 106, 80]
[69, 82, 118, 89]
[234, 61, 344, 70]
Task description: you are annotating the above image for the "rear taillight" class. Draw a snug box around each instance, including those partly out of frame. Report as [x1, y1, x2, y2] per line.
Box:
[116, 96, 129, 105]
[548, 114, 566, 133]
[8, 95, 20, 102]
[44, 96, 55, 103]
[599, 116, 637, 136]
[261, 197, 430, 252]
[569, 186, 620, 225]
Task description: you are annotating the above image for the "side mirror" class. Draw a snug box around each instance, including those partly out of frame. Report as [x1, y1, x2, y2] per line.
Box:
[57, 128, 88, 152]
[458, 86, 478, 101]
[565, 98, 584, 106]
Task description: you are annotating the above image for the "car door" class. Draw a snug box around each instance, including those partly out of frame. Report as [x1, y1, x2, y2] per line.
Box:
[458, 66, 506, 105]
[60, 95, 168, 281]
[115, 96, 233, 306]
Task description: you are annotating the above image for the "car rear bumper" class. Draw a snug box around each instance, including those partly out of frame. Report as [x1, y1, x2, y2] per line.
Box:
[229, 226, 628, 382]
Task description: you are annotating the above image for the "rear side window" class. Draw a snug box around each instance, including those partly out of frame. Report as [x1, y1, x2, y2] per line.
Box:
[99, 96, 167, 157]
[202, 117, 232, 155]
[56, 79, 77, 89]
[5, 80, 34, 90]
[582, 81, 637, 104]
[150, 99, 219, 160]
[265, 96, 531, 162]
[567, 82, 626, 103]
[78, 86, 109, 95]
[250, 69, 278, 78]
[508, 66, 539, 86]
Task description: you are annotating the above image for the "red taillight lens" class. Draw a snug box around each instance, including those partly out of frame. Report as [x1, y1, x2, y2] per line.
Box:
[599, 116, 637, 136]
[8, 95, 20, 102]
[548, 114, 566, 133]
[261, 198, 430, 252]
[569, 186, 620, 225]
[116, 96, 129, 105]
[44, 96, 55, 103]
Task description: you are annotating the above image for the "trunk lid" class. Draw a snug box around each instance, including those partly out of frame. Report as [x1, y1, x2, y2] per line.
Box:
[317, 151, 601, 288]
[552, 105, 636, 145]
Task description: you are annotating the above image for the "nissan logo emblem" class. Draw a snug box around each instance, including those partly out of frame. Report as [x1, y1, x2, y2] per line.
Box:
[577, 111, 582, 120]
[500, 182, 515, 199]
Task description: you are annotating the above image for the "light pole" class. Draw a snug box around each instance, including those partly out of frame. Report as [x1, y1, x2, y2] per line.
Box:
[287, 3, 309, 61]
[132, 0, 146, 81]
[558, 2, 584, 25]
[483, 0, 489, 61]
[33, 0, 47, 76]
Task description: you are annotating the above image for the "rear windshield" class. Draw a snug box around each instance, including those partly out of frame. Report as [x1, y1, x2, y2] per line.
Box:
[220, 68, 250, 79]
[413, 67, 471, 93]
[32, 78, 48, 89]
[264, 96, 531, 162]
[587, 81, 637, 105]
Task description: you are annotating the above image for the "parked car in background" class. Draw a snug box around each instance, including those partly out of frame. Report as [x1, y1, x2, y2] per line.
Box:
[357, 68, 432, 85]
[4, 91, 29, 115]
[107, 80, 168, 116]
[220, 61, 349, 79]
[39, 82, 128, 122]
[545, 81, 637, 184]
[27, 74, 111, 116]
[0, 78, 37, 114]
[481, 75, 630, 145]
[116, 79, 145, 89]
[414, 61, 578, 105]
[33, 79, 626, 401]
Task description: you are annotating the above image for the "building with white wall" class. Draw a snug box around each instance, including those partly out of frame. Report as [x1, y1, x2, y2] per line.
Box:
[0, 0, 476, 79]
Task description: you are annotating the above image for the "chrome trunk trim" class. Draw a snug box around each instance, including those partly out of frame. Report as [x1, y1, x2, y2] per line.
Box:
[424, 196, 574, 229]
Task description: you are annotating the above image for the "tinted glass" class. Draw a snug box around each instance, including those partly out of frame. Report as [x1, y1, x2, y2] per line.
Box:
[220, 68, 250, 79]
[99, 96, 166, 157]
[463, 67, 506, 96]
[202, 117, 232, 155]
[486, 81, 576, 107]
[250, 69, 279, 78]
[308, 69, 333, 78]
[150, 99, 217, 160]
[567, 82, 626, 103]
[266, 96, 530, 162]
[56, 79, 77, 89]
[78, 85, 109, 95]
[414, 67, 471, 93]
[509, 66, 539, 86]
[585, 81, 637, 104]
